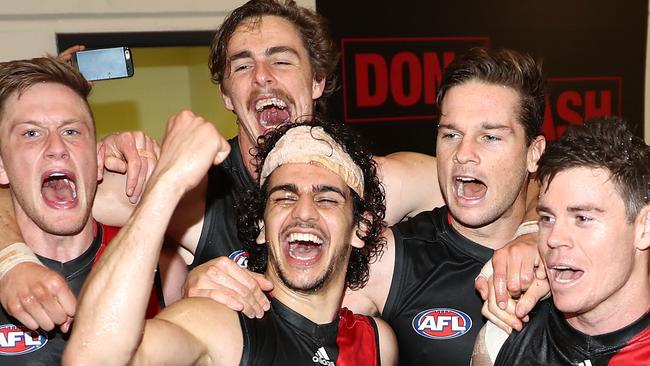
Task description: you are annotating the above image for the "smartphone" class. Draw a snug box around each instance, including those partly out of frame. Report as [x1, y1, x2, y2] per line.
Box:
[71, 47, 134, 81]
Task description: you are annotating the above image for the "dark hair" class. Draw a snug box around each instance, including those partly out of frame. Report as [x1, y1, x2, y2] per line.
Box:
[436, 48, 545, 143]
[209, 0, 339, 114]
[237, 120, 386, 290]
[537, 117, 650, 222]
[0, 57, 92, 121]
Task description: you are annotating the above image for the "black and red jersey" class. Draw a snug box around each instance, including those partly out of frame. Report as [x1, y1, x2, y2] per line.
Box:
[383, 206, 493, 366]
[239, 297, 381, 366]
[495, 299, 650, 366]
[0, 223, 164, 365]
[192, 138, 255, 269]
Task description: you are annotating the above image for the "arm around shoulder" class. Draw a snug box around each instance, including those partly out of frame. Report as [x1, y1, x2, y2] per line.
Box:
[374, 152, 440, 225]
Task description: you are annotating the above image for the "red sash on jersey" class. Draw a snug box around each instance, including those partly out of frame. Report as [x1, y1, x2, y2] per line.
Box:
[335, 307, 380, 366]
[92, 223, 163, 319]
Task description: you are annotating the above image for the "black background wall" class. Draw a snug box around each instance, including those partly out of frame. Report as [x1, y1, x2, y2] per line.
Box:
[316, 0, 648, 156]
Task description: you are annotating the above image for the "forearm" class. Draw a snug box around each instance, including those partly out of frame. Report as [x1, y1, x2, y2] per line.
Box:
[65, 174, 183, 365]
[92, 171, 137, 227]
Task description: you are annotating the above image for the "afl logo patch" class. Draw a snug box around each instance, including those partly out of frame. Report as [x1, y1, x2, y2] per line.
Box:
[411, 308, 472, 340]
[228, 249, 249, 269]
[0, 324, 48, 355]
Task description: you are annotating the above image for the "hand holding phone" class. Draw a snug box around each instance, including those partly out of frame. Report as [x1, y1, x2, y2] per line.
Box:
[71, 47, 134, 81]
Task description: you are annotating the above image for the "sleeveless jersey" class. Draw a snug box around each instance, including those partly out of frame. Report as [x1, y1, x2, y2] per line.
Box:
[383, 206, 493, 366]
[0, 223, 164, 365]
[192, 137, 255, 269]
[239, 297, 381, 366]
[495, 299, 650, 366]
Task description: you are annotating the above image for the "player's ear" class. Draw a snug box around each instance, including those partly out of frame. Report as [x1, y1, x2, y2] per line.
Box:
[635, 204, 650, 251]
[96, 141, 105, 181]
[350, 212, 373, 249]
[526, 135, 546, 173]
[311, 76, 325, 100]
[256, 220, 266, 245]
[0, 155, 8, 185]
[220, 85, 234, 112]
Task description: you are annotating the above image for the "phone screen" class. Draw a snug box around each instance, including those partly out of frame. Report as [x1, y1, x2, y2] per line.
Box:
[73, 47, 133, 81]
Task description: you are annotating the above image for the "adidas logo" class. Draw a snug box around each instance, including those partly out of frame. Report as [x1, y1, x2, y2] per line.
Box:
[578, 361, 593, 366]
[312, 347, 335, 366]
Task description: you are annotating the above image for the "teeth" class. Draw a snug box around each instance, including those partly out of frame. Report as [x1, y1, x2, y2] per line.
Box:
[552, 265, 571, 270]
[50, 173, 65, 177]
[288, 233, 323, 244]
[256, 97, 287, 111]
[457, 177, 476, 182]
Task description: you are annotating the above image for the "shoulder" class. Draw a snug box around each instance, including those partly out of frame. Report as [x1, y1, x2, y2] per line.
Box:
[392, 207, 447, 243]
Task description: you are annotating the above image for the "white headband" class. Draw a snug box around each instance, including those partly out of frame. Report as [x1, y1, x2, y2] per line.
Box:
[259, 125, 364, 198]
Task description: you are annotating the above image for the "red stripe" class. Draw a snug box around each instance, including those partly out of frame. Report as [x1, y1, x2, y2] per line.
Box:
[608, 324, 650, 365]
[336, 308, 379, 366]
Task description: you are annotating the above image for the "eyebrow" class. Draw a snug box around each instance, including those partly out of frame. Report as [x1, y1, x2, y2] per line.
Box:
[10, 119, 85, 131]
[537, 204, 605, 215]
[438, 121, 514, 132]
[229, 46, 300, 63]
[268, 183, 347, 198]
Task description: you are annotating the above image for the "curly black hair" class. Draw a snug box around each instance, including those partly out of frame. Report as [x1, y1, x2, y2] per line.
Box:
[236, 120, 385, 290]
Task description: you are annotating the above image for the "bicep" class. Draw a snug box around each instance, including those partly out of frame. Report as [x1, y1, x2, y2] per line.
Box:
[135, 297, 243, 366]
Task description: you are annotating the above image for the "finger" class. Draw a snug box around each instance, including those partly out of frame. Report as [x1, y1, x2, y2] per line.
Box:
[103, 156, 128, 174]
[506, 252, 523, 297]
[475, 276, 489, 301]
[249, 273, 272, 312]
[21, 297, 55, 331]
[515, 278, 550, 318]
[517, 250, 538, 292]
[481, 300, 511, 334]
[60, 316, 74, 333]
[208, 268, 265, 317]
[10, 309, 39, 331]
[491, 251, 509, 309]
[55, 285, 77, 318]
[475, 260, 493, 300]
[486, 279, 523, 332]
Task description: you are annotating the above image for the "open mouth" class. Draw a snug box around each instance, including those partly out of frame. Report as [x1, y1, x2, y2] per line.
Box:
[286, 232, 324, 265]
[549, 265, 584, 284]
[41, 170, 78, 209]
[255, 97, 291, 128]
[454, 176, 487, 200]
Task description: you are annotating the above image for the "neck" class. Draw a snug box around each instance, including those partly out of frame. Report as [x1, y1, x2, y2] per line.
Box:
[266, 269, 347, 325]
[450, 186, 528, 250]
[13, 199, 94, 263]
[566, 257, 650, 335]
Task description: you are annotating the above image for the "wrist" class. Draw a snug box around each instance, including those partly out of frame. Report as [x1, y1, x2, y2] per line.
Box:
[514, 220, 539, 239]
[0, 242, 43, 279]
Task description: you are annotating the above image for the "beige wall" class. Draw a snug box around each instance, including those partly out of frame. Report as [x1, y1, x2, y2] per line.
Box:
[0, 0, 315, 141]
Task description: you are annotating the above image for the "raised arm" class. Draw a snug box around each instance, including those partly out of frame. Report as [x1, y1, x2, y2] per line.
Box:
[375, 152, 441, 225]
[64, 110, 230, 365]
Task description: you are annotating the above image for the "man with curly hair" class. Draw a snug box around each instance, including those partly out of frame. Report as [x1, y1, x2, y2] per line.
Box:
[64, 118, 398, 365]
